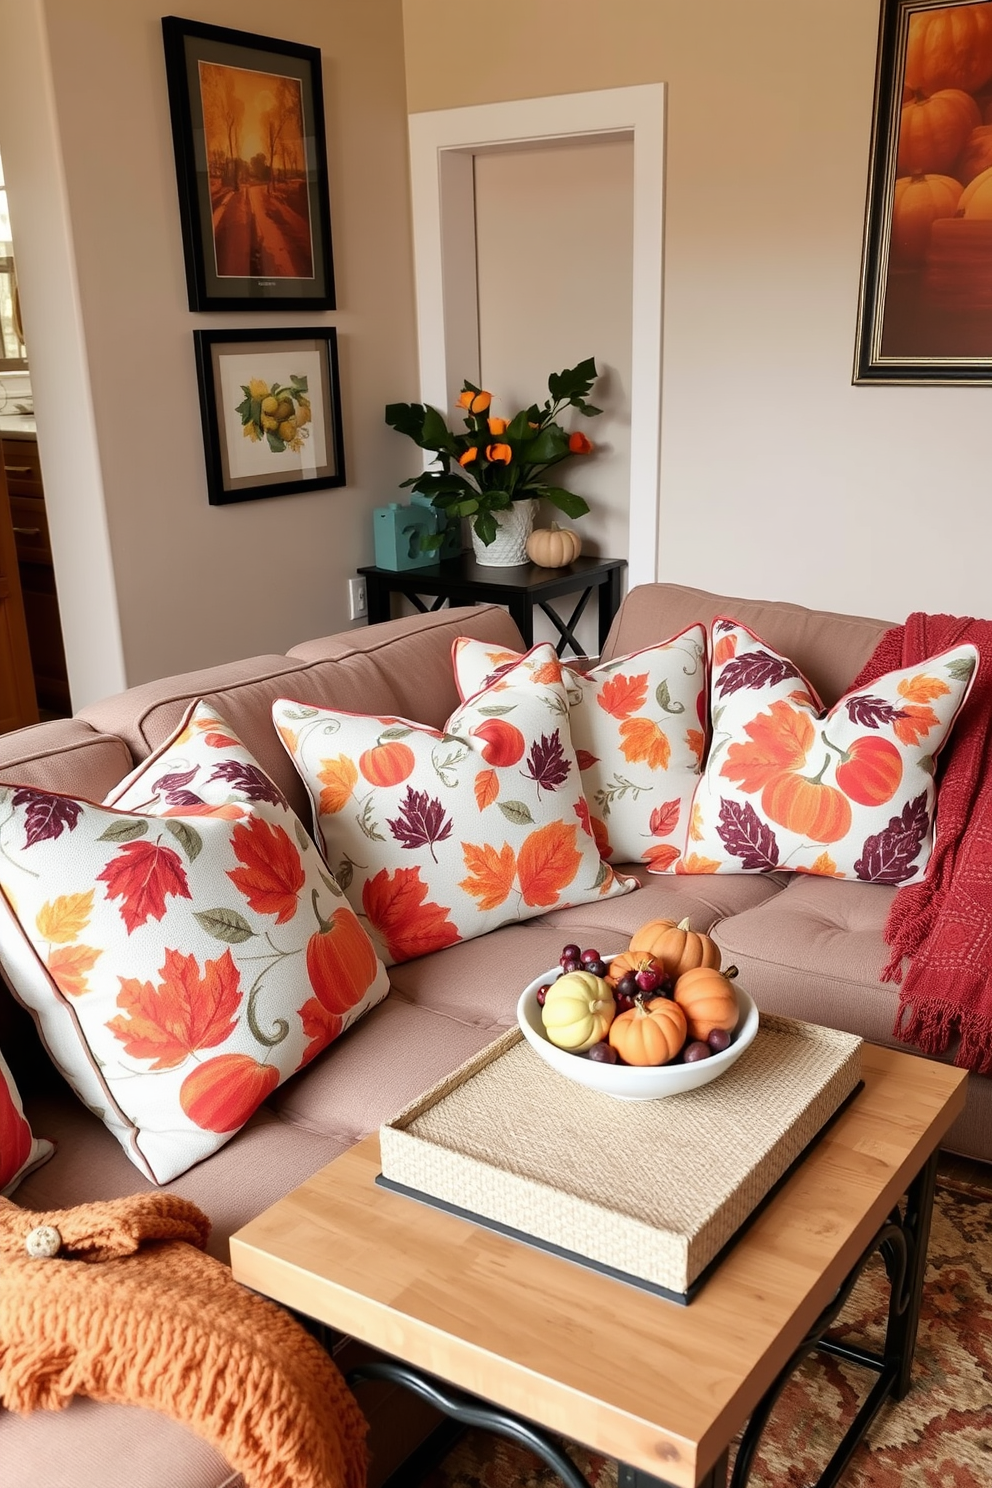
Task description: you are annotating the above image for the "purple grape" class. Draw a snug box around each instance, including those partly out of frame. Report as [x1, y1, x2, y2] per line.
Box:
[586, 1042, 617, 1064]
[580, 947, 601, 966]
[617, 973, 639, 996]
[560, 958, 581, 974]
[707, 1027, 732, 1053]
[586, 959, 608, 978]
[536, 984, 550, 1007]
[635, 968, 660, 994]
[682, 1041, 711, 1063]
[561, 944, 581, 962]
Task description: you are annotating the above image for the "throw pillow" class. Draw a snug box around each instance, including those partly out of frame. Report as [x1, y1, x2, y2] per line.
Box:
[682, 619, 978, 883]
[451, 628, 708, 869]
[0, 704, 389, 1184]
[0, 1049, 53, 1196]
[273, 643, 637, 966]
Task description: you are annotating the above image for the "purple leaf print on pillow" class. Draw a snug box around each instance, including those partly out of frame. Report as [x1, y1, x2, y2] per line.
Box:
[164, 790, 206, 808]
[843, 694, 909, 730]
[717, 799, 781, 871]
[715, 651, 802, 699]
[152, 765, 199, 795]
[387, 786, 453, 862]
[854, 792, 930, 884]
[522, 731, 571, 793]
[206, 761, 286, 808]
[12, 788, 83, 847]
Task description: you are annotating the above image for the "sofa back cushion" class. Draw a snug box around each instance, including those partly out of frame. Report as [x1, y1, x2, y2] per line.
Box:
[603, 584, 894, 709]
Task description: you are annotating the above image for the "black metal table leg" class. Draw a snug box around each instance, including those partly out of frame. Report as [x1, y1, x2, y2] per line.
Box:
[365, 575, 392, 624]
[537, 585, 595, 657]
[600, 564, 624, 651]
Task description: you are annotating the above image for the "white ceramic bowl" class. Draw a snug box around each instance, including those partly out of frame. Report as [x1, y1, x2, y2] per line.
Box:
[516, 964, 759, 1100]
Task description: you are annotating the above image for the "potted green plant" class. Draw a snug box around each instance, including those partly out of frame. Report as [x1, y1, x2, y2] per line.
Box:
[384, 358, 601, 566]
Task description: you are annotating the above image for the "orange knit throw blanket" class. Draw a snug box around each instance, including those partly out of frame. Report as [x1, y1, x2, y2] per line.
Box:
[0, 1192, 367, 1488]
[850, 611, 992, 1074]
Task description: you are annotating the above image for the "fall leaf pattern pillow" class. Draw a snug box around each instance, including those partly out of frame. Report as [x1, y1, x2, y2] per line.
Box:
[273, 644, 637, 966]
[0, 1048, 53, 1195]
[451, 628, 708, 869]
[682, 619, 978, 883]
[0, 705, 389, 1183]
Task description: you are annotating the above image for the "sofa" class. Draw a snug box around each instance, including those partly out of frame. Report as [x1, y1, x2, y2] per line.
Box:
[0, 580, 987, 1488]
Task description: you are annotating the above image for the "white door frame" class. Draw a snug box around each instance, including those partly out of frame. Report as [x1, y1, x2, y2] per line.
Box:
[407, 85, 666, 589]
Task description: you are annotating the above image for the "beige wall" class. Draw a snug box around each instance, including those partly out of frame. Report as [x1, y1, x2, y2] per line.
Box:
[0, 0, 418, 702]
[404, 0, 992, 625]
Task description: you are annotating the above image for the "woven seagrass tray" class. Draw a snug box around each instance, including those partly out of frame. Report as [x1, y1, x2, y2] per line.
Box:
[379, 1014, 862, 1302]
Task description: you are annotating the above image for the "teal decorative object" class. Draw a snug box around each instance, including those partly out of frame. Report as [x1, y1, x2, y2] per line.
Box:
[373, 498, 460, 570]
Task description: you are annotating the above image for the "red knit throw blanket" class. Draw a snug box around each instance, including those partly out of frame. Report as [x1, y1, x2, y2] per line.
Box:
[850, 612, 992, 1074]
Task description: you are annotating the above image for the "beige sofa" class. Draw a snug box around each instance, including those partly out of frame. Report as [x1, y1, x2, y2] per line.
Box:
[0, 581, 987, 1488]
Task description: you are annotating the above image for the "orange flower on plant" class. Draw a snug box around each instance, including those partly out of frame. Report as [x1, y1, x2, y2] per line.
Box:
[486, 443, 512, 464]
[457, 388, 492, 414]
[459, 447, 478, 467]
[568, 431, 593, 454]
[619, 717, 671, 770]
[720, 700, 814, 794]
[487, 417, 507, 435]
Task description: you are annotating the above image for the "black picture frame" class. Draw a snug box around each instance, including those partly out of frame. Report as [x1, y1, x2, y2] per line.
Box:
[854, 0, 992, 384]
[194, 328, 346, 505]
[162, 16, 335, 311]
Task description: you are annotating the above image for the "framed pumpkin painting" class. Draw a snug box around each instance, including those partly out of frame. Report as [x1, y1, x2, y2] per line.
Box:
[854, 0, 992, 383]
[162, 16, 335, 310]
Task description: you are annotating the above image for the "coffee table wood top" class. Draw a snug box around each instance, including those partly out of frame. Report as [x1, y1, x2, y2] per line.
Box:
[231, 1045, 966, 1488]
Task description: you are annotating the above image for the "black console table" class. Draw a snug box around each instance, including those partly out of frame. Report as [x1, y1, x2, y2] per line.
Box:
[357, 554, 627, 657]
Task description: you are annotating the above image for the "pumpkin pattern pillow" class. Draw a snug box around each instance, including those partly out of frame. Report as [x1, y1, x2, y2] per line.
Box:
[274, 644, 637, 967]
[0, 703, 389, 1184]
[451, 629, 707, 870]
[0, 1048, 53, 1196]
[682, 620, 978, 883]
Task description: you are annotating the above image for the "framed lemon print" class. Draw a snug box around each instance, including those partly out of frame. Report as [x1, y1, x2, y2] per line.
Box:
[855, 0, 992, 383]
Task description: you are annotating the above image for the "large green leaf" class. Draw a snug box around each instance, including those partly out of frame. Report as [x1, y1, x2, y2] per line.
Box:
[548, 357, 597, 403]
[473, 510, 497, 546]
[526, 425, 569, 464]
[544, 487, 591, 518]
[421, 405, 456, 453]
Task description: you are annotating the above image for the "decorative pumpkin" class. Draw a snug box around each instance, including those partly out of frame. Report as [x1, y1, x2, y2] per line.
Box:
[608, 997, 686, 1066]
[673, 966, 739, 1044]
[890, 173, 963, 265]
[359, 740, 416, 788]
[306, 906, 379, 1016]
[905, 4, 992, 96]
[542, 971, 614, 1051]
[469, 718, 526, 767]
[832, 735, 903, 808]
[526, 524, 582, 569]
[760, 765, 852, 845]
[956, 125, 992, 187]
[180, 1054, 280, 1134]
[628, 917, 721, 979]
[960, 165, 992, 219]
[604, 951, 664, 988]
[897, 89, 980, 177]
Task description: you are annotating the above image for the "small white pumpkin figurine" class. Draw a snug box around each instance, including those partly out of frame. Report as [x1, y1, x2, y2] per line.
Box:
[526, 523, 582, 569]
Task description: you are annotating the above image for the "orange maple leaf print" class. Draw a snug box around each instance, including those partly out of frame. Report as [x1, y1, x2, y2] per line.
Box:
[296, 998, 343, 1070]
[531, 660, 564, 686]
[106, 947, 242, 1069]
[362, 866, 460, 962]
[227, 817, 305, 924]
[893, 703, 940, 746]
[47, 943, 101, 998]
[898, 674, 950, 705]
[573, 798, 593, 837]
[721, 700, 813, 794]
[591, 815, 612, 861]
[97, 838, 192, 932]
[619, 717, 671, 771]
[318, 755, 358, 815]
[713, 635, 738, 667]
[517, 821, 582, 906]
[35, 890, 94, 944]
[686, 728, 705, 768]
[675, 853, 721, 874]
[644, 842, 680, 872]
[473, 768, 500, 810]
[598, 672, 649, 720]
[459, 841, 516, 911]
[796, 852, 844, 878]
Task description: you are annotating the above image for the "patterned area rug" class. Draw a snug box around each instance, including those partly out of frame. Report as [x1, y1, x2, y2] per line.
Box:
[419, 1174, 992, 1488]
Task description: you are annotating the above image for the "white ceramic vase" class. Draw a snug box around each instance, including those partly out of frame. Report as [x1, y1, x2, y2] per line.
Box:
[471, 499, 536, 567]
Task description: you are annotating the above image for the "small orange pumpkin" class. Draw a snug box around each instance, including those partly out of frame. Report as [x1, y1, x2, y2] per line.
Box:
[359, 740, 416, 787]
[628, 917, 721, 979]
[604, 951, 664, 988]
[608, 997, 686, 1066]
[673, 965, 739, 1043]
[761, 765, 852, 844]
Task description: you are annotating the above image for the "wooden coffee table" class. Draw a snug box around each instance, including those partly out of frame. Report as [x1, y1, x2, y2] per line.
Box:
[231, 1044, 966, 1488]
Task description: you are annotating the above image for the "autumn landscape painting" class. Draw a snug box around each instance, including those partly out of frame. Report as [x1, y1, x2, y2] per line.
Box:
[198, 60, 315, 282]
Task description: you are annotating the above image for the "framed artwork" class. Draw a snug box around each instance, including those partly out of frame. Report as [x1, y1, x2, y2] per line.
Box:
[854, 0, 992, 383]
[162, 16, 335, 310]
[194, 328, 346, 505]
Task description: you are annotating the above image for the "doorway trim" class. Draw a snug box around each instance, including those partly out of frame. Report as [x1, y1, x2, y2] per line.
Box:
[407, 85, 666, 588]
